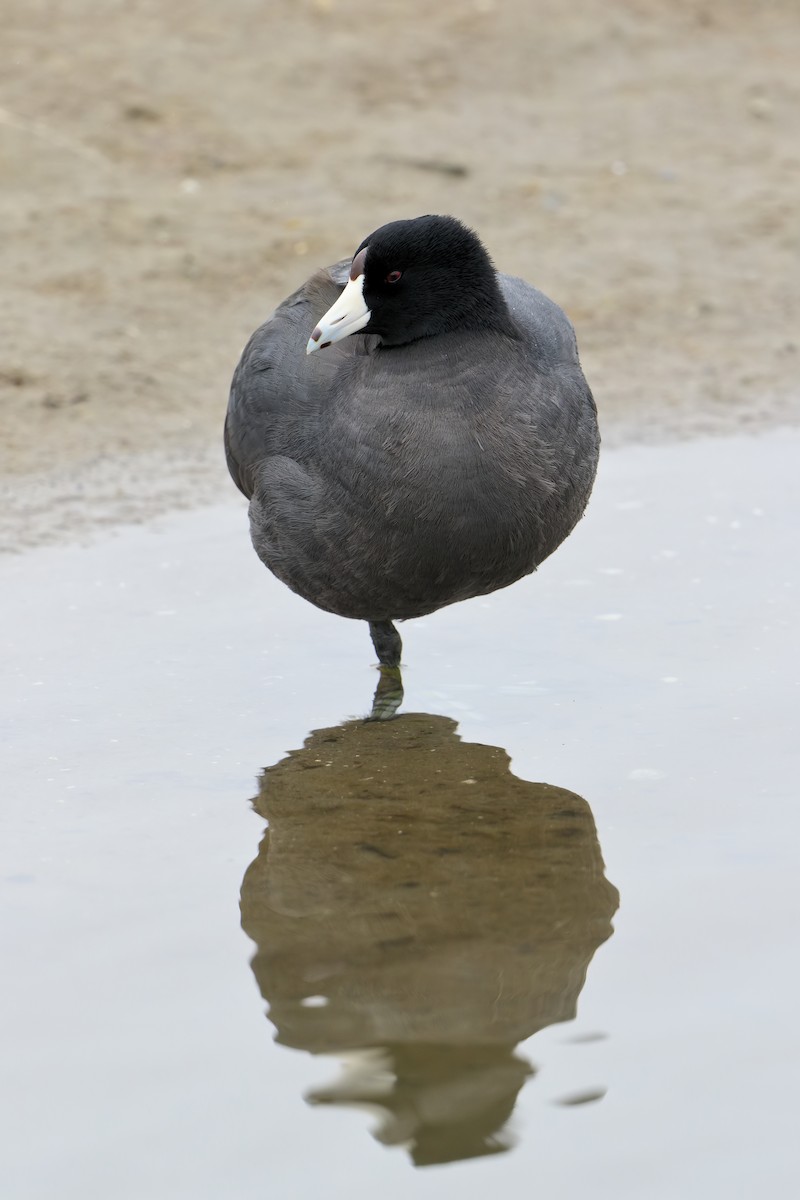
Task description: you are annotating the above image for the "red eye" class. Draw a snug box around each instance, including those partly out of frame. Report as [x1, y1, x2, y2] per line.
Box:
[385, 270, 402, 284]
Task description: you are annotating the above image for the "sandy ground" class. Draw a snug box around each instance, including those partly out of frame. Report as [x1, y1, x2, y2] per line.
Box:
[2, 0, 798, 549]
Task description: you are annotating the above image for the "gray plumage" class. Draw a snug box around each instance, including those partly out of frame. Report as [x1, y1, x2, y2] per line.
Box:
[225, 218, 598, 660]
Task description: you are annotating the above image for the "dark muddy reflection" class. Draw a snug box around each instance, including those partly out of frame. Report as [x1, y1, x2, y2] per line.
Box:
[240, 714, 618, 1166]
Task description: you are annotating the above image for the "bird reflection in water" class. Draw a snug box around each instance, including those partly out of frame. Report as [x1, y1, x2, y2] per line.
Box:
[367, 664, 404, 721]
[240, 713, 618, 1167]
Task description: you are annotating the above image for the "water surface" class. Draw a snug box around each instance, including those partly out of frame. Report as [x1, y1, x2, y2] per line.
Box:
[2, 431, 799, 1198]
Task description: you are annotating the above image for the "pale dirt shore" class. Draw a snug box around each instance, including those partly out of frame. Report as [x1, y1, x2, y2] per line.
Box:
[2, 0, 798, 550]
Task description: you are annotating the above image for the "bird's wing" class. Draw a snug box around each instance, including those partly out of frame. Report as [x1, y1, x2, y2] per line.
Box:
[224, 260, 352, 499]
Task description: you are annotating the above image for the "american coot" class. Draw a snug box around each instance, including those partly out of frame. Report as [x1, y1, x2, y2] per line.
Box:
[225, 215, 598, 683]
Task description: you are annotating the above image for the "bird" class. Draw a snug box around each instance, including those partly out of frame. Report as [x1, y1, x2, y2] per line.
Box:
[225, 215, 599, 691]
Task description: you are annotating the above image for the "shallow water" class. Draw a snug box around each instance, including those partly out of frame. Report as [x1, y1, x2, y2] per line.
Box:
[2, 430, 799, 1198]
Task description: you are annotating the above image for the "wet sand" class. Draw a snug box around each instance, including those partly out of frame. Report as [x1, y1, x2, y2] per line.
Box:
[2, 0, 799, 549]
